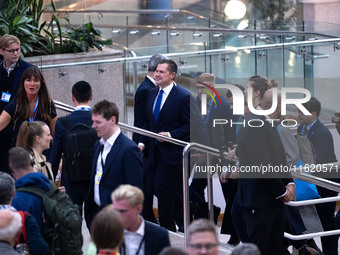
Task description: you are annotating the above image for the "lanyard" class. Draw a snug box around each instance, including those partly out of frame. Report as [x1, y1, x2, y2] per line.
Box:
[121, 236, 145, 255]
[29, 97, 39, 122]
[100, 144, 105, 170]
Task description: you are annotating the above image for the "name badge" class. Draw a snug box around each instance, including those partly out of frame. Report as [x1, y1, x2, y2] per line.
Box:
[95, 173, 102, 185]
[1, 92, 11, 102]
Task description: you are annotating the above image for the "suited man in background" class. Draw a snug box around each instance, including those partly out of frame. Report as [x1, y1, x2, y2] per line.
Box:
[133, 53, 168, 223]
[139, 59, 190, 231]
[133, 53, 168, 144]
[0, 34, 33, 173]
[112, 184, 170, 255]
[85, 100, 143, 230]
[298, 97, 338, 255]
[232, 101, 295, 255]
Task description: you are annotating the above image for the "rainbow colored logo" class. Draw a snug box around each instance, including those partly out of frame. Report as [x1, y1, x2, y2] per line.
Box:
[197, 82, 223, 106]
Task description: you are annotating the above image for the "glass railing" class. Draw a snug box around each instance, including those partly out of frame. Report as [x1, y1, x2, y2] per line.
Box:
[33, 34, 340, 125]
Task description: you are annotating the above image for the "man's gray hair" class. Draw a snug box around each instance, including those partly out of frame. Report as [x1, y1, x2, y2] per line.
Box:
[0, 210, 22, 242]
[0, 172, 15, 204]
[148, 53, 168, 72]
[186, 219, 218, 243]
[231, 243, 261, 255]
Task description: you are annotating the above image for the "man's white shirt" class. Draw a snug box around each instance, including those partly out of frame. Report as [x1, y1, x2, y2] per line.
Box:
[123, 217, 145, 255]
[94, 128, 121, 206]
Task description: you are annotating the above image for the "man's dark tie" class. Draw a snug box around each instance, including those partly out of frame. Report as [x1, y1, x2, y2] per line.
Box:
[302, 126, 308, 136]
[153, 89, 163, 122]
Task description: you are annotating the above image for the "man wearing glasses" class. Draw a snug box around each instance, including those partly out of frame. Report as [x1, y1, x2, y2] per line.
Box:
[0, 34, 33, 173]
[187, 219, 219, 255]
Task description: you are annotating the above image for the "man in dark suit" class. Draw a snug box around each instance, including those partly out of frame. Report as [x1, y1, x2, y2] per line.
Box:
[49, 81, 95, 215]
[133, 53, 167, 223]
[112, 184, 170, 255]
[0, 34, 33, 173]
[232, 101, 295, 255]
[133, 53, 168, 144]
[298, 97, 338, 255]
[139, 59, 190, 231]
[85, 100, 143, 229]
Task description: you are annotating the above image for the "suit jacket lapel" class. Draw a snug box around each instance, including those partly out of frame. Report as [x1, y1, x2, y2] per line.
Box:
[102, 133, 123, 177]
[149, 89, 158, 125]
[156, 86, 177, 123]
[144, 222, 151, 254]
[307, 119, 320, 138]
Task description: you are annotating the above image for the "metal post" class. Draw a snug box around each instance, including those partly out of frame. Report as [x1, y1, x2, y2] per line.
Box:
[206, 153, 214, 222]
[183, 144, 191, 251]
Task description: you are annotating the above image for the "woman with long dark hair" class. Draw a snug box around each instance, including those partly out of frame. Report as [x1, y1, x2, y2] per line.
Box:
[0, 66, 57, 147]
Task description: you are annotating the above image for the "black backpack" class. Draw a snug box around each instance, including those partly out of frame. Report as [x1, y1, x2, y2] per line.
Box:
[59, 117, 98, 182]
[17, 181, 83, 255]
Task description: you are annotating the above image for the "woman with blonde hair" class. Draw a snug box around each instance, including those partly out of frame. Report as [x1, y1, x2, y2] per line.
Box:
[16, 120, 54, 181]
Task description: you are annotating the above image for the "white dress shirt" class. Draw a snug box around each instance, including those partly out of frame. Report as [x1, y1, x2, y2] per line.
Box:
[94, 128, 121, 206]
[123, 217, 145, 255]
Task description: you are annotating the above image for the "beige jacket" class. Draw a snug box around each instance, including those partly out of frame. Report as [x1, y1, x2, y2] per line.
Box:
[32, 148, 54, 181]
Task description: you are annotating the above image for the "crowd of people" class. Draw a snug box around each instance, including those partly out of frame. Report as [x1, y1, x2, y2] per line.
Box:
[0, 33, 339, 255]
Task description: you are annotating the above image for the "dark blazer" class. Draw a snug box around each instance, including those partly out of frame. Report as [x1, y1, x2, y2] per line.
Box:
[197, 95, 232, 149]
[144, 221, 170, 255]
[236, 114, 292, 209]
[49, 110, 93, 177]
[0, 59, 33, 103]
[133, 76, 155, 144]
[297, 119, 337, 164]
[142, 85, 190, 166]
[88, 132, 143, 207]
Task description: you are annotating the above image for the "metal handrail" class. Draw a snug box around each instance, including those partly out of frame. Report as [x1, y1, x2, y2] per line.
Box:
[54, 101, 340, 248]
[38, 37, 340, 70]
[51, 9, 339, 38]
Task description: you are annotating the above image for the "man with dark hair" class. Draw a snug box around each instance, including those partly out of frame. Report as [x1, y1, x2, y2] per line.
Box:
[232, 86, 295, 254]
[133, 53, 168, 144]
[10, 147, 51, 230]
[298, 96, 338, 255]
[85, 100, 143, 229]
[49, 80, 95, 217]
[133, 53, 168, 223]
[0, 34, 33, 173]
[139, 59, 190, 231]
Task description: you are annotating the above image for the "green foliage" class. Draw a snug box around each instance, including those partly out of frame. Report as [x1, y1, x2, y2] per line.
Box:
[63, 22, 112, 53]
[248, 0, 296, 21]
[0, 0, 113, 56]
[0, 0, 39, 55]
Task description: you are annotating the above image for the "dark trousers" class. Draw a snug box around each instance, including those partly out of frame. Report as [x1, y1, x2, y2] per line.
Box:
[142, 159, 157, 222]
[61, 172, 90, 217]
[148, 149, 183, 230]
[232, 201, 285, 255]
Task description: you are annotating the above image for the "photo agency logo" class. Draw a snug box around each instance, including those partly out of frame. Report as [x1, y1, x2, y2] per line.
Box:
[198, 84, 312, 128]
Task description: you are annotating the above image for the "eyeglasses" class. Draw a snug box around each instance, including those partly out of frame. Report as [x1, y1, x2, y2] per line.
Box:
[3, 48, 21, 54]
[189, 243, 219, 250]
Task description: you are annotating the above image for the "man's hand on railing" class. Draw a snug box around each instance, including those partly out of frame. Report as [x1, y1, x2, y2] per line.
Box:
[157, 132, 169, 142]
[283, 183, 295, 203]
[227, 146, 238, 162]
[138, 143, 144, 152]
